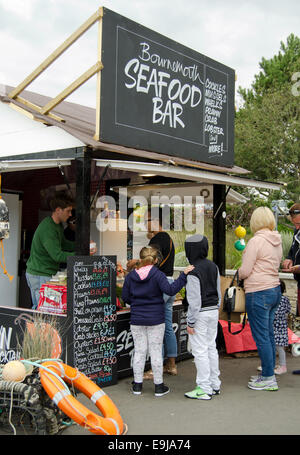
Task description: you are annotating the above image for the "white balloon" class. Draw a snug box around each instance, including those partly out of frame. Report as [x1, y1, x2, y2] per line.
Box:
[292, 343, 300, 357]
[2, 360, 26, 382]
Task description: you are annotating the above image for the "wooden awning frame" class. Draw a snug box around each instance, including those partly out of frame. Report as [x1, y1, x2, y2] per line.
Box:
[7, 8, 104, 125]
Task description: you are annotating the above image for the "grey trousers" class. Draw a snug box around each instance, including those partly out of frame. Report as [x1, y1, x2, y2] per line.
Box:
[131, 323, 165, 385]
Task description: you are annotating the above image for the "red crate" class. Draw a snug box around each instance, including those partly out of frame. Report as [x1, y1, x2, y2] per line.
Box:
[37, 283, 67, 315]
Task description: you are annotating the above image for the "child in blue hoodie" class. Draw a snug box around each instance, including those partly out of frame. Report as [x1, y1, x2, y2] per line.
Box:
[122, 246, 194, 397]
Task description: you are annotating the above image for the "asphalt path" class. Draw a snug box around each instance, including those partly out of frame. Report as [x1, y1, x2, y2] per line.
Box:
[1, 351, 300, 442]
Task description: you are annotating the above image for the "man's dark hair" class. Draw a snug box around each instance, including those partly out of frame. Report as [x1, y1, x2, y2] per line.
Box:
[49, 191, 74, 212]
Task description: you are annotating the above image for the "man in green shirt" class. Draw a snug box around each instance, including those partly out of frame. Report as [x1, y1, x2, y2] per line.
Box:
[26, 192, 75, 309]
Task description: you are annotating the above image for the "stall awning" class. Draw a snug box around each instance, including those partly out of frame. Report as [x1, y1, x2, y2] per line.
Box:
[1, 86, 249, 176]
[95, 159, 282, 191]
[112, 182, 248, 204]
[0, 101, 85, 160]
[0, 158, 72, 172]
[0, 87, 282, 192]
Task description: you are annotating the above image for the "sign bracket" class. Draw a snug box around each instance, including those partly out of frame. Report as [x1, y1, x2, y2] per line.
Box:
[7, 8, 104, 124]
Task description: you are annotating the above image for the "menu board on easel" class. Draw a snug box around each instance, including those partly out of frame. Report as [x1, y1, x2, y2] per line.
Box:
[67, 256, 117, 387]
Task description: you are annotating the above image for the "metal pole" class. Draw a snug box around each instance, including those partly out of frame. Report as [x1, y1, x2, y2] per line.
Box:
[75, 148, 91, 255]
[213, 184, 226, 275]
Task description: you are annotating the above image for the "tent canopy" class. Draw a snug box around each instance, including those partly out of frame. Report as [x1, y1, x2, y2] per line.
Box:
[0, 101, 84, 161]
[0, 85, 282, 192]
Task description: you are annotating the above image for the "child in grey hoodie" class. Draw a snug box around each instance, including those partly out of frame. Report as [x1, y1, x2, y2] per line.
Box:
[184, 234, 221, 400]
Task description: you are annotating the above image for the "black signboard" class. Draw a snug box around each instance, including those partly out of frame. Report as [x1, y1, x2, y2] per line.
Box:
[0, 302, 190, 381]
[116, 303, 192, 379]
[99, 7, 235, 167]
[67, 256, 117, 387]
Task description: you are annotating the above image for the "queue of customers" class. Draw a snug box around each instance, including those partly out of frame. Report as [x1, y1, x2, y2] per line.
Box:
[25, 192, 299, 398]
[123, 205, 298, 398]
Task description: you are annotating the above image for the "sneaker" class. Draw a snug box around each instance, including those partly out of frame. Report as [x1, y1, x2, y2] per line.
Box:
[248, 378, 278, 391]
[184, 386, 212, 400]
[154, 383, 170, 397]
[250, 374, 261, 382]
[212, 389, 220, 396]
[131, 381, 143, 395]
[274, 365, 287, 375]
[251, 365, 284, 381]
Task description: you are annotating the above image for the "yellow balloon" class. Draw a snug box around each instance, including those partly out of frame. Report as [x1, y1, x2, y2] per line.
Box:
[235, 225, 246, 239]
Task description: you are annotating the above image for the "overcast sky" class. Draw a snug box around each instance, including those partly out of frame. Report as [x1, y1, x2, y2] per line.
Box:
[1, 0, 299, 108]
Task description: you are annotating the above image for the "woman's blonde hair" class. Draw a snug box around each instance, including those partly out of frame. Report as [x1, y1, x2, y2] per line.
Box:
[136, 246, 161, 269]
[250, 206, 276, 234]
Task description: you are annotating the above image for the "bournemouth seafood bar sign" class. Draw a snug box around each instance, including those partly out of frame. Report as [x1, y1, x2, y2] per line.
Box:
[99, 8, 235, 166]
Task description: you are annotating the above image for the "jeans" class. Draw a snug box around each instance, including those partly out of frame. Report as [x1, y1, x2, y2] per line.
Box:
[26, 272, 50, 310]
[163, 277, 177, 358]
[246, 286, 281, 379]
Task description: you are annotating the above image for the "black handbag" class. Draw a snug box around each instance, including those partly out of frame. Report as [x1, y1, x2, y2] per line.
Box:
[223, 271, 247, 335]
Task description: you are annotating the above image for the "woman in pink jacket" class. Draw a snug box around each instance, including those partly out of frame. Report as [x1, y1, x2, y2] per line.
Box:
[239, 207, 282, 391]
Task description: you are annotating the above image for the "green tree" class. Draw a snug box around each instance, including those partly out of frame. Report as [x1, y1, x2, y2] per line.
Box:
[235, 34, 300, 202]
[239, 34, 300, 103]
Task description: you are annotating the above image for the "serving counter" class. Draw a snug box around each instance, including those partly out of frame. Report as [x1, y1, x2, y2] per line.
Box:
[116, 301, 192, 378]
[0, 300, 192, 382]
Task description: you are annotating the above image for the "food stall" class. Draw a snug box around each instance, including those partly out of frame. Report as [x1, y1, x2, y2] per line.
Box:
[0, 7, 282, 386]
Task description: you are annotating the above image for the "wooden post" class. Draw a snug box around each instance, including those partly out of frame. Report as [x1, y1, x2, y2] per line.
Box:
[8, 8, 103, 100]
[75, 148, 91, 255]
[213, 184, 226, 275]
[94, 9, 103, 141]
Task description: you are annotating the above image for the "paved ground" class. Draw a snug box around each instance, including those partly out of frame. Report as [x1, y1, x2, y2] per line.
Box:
[54, 352, 300, 436]
[1, 351, 300, 438]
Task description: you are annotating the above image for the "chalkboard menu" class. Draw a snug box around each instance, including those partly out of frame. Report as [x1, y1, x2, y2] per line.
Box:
[98, 8, 235, 167]
[67, 256, 117, 387]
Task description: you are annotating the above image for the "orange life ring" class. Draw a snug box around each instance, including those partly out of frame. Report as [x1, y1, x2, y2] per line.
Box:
[39, 361, 125, 435]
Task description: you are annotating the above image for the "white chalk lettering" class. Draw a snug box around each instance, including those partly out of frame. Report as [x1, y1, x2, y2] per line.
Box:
[123, 42, 203, 129]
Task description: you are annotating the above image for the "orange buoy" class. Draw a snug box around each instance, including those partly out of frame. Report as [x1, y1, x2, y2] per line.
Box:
[39, 361, 125, 435]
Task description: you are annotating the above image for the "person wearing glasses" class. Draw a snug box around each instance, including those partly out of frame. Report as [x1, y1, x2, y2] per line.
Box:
[282, 203, 300, 376]
[282, 203, 300, 316]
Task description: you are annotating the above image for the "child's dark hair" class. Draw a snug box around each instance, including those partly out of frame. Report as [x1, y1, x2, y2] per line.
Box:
[280, 279, 286, 294]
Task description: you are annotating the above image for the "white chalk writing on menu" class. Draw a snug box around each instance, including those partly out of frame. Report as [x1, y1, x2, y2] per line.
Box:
[70, 258, 117, 384]
[204, 77, 227, 157]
